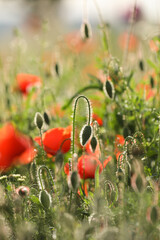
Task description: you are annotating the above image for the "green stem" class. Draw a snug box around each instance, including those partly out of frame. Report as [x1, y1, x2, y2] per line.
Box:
[69, 190, 73, 212]
[40, 129, 45, 162]
[38, 165, 55, 189]
[72, 95, 92, 157]
[158, 120, 160, 177]
[62, 84, 102, 110]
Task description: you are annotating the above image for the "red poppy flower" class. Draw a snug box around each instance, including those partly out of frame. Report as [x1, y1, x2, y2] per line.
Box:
[92, 113, 103, 126]
[64, 154, 112, 180]
[118, 32, 138, 52]
[34, 126, 72, 156]
[0, 123, 36, 171]
[16, 73, 42, 95]
[114, 134, 125, 161]
[77, 155, 103, 179]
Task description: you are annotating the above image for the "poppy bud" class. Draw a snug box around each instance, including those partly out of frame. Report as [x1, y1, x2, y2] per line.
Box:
[131, 173, 145, 193]
[90, 136, 97, 153]
[135, 174, 143, 192]
[16, 186, 30, 198]
[80, 125, 92, 146]
[39, 190, 52, 209]
[43, 111, 50, 126]
[55, 150, 64, 169]
[150, 76, 154, 88]
[54, 62, 60, 77]
[34, 112, 44, 130]
[71, 171, 79, 192]
[131, 143, 144, 157]
[80, 22, 92, 40]
[139, 60, 144, 71]
[103, 79, 115, 100]
[150, 206, 158, 224]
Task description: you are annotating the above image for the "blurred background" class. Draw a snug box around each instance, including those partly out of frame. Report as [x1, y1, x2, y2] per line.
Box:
[0, 0, 160, 42]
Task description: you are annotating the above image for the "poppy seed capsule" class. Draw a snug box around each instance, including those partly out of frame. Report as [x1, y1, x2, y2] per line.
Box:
[39, 190, 52, 209]
[80, 125, 92, 146]
[34, 112, 44, 130]
[80, 22, 92, 40]
[103, 79, 115, 100]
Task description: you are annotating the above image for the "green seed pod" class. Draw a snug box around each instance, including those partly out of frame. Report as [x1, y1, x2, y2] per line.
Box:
[90, 136, 97, 153]
[43, 111, 50, 125]
[150, 206, 158, 224]
[39, 190, 52, 209]
[71, 171, 79, 192]
[80, 125, 92, 146]
[81, 22, 92, 40]
[34, 112, 43, 130]
[103, 79, 115, 100]
[139, 60, 144, 71]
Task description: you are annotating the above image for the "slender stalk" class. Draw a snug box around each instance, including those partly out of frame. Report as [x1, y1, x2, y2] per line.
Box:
[72, 95, 92, 157]
[92, 0, 109, 53]
[122, 0, 137, 67]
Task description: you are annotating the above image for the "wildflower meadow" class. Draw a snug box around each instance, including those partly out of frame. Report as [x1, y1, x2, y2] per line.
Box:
[0, 1, 160, 239]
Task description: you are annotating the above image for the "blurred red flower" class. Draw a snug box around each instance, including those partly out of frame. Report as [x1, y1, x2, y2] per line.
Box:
[34, 126, 72, 156]
[136, 83, 156, 101]
[92, 113, 103, 126]
[0, 123, 36, 171]
[16, 73, 42, 95]
[118, 32, 138, 52]
[64, 31, 96, 54]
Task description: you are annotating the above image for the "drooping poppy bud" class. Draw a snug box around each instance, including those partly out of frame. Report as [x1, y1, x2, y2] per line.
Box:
[103, 79, 115, 100]
[139, 60, 144, 71]
[80, 22, 92, 40]
[39, 190, 52, 209]
[71, 171, 79, 192]
[16, 186, 30, 198]
[34, 112, 44, 130]
[43, 112, 50, 126]
[90, 136, 98, 153]
[80, 125, 92, 146]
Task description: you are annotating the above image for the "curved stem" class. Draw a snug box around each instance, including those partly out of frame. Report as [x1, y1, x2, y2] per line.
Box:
[59, 138, 71, 152]
[72, 95, 92, 157]
[37, 166, 44, 190]
[62, 84, 102, 110]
